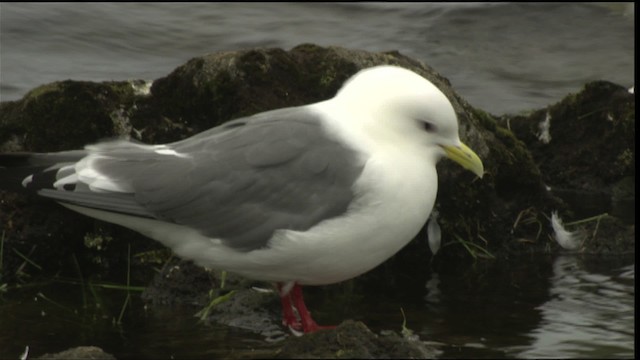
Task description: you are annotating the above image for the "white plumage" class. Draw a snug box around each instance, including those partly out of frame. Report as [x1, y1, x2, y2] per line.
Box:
[1, 65, 484, 333]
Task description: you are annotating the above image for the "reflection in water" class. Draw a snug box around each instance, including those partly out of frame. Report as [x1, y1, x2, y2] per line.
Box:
[420, 255, 634, 358]
[424, 273, 441, 304]
[0, 255, 634, 358]
[515, 256, 634, 358]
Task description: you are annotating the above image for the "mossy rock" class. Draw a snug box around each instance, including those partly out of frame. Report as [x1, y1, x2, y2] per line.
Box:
[276, 320, 436, 359]
[497, 81, 635, 222]
[0, 45, 632, 297]
[0, 80, 142, 152]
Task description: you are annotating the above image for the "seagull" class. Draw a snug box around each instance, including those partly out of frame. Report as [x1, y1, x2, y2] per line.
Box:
[0, 65, 484, 333]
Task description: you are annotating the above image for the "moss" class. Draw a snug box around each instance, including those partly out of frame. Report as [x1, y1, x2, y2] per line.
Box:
[237, 50, 273, 81]
[474, 108, 543, 200]
[23, 82, 64, 99]
[132, 248, 173, 266]
[9, 80, 139, 151]
[613, 149, 634, 173]
[494, 127, 532, 164]
[2, 45, 633, 289]
[541, 81, 634, 187]
[0, 102, 24, 150]
[83, 231, 113, 251]
[471, 107, 498, 132]
[472, 107, 537, 175]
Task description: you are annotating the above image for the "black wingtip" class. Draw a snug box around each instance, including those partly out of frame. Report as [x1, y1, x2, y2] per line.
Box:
[0, 152, 59, 193]
[1, 151, 86, 193]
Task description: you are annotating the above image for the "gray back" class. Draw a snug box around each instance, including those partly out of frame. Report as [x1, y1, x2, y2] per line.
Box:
[53, 107, 367, 251]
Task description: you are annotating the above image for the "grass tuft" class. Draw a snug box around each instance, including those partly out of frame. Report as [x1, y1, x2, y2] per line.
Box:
[195, 289, 237, 321]
[452, 233, 496, 260]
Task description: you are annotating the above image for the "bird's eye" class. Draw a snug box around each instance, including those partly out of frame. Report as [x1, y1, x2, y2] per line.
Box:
[422, 121, 436, 133]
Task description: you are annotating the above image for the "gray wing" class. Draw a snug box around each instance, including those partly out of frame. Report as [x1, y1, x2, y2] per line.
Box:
[41, 107, 367, 251]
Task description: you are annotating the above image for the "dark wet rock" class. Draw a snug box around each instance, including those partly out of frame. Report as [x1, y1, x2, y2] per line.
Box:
[497, 81, 634, 220]
[0, 44, 633, 297]
[0, 80, 139, 152]
[496, 81, 634, 254]
[501, 82, 634, 185]
[37, 346, 116, 360]
[140, 258, 287, 339]
[276, 320, 437, 359]
[206, 287, 287, 340]
[141, 258, 217, 307]
[585, 215, 635, 254]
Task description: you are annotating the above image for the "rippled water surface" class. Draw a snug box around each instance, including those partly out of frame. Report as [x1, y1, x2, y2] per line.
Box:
[0, 254, 634, 359]
[0, 2, 634, 114]
[420, 255, 635, 358]
[0, 3, 635, 358]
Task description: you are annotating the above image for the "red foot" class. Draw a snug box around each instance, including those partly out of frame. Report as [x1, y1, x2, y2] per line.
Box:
[277, 282, 336, 334]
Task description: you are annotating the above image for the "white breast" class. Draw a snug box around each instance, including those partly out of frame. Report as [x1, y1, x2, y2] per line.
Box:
[61, 100, 440, 286]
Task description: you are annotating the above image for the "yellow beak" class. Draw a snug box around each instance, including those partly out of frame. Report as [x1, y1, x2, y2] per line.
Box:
[442, 142, 484, 178]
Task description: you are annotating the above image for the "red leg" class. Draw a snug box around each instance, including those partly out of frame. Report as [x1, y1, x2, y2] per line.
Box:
[277, 283, 302, 331]
[290, 284, 336, 333]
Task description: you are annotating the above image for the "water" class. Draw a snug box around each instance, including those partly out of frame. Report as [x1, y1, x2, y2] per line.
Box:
[420, 255, 635, 358]
[0, 254, 634, 359]
[514, 256, 635, 358]
[0, 3, 634, 114]
[0, 3, 636, 358]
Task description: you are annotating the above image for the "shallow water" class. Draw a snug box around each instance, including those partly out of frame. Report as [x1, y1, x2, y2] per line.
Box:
[0, 3, 635, 358]
[0, 2, 634, 114]
[420, 255, 635, 358]
[0, 254, 634, 359]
